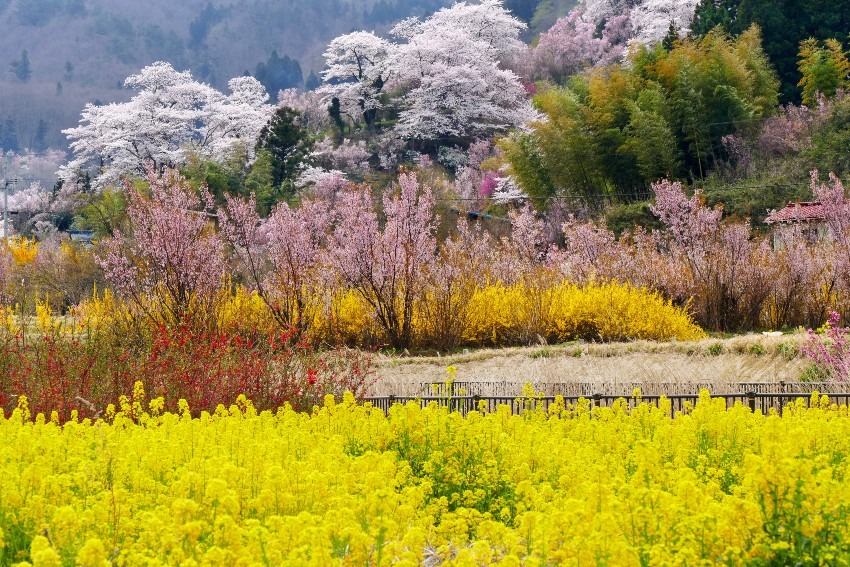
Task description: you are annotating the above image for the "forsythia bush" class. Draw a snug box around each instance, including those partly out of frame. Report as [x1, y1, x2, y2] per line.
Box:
[75, 280, 701, 349]
[463, 281, 705, 345]
[306, 281, 704, 348]
[3, 391, 850, 565]
[6, 237, 38, 266]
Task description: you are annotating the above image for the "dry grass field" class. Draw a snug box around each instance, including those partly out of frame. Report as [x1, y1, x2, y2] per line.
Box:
[371, 333, 813, 396]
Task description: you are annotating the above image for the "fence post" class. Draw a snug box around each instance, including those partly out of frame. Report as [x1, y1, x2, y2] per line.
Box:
[746, 392, 756, 412]
[592, 393, 602, 409]
[388, 394, 395, 414]
[473, 394, 481, 412]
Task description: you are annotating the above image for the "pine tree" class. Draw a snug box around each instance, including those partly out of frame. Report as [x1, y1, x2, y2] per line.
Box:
[32, 119, 48, 151]
[305, 70, 321, 91]
[10, 50, 31, 82]
[255, 106, 314, 193]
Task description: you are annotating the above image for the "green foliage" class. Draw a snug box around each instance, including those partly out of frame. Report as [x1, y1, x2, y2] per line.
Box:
[256, 107, 314, 198]
[1, 116, 19, 152]
[707, 342, 724, 356]
[798, 38, 850, 106]
[605, 201, 662, 237]
[692, 0, 850, 103]
[502, 27, 778, 208]
[503, 0, 543, 22]
[254, 49, 303, 95]
[809, 96, 850, 175]
[142, 25, 186, 67]
[244, 150, 282, 215]
[748, 343, 765, 356]
[14, 0, 62, 26]
[181, 150, 249, 205]
[188, 2, 228, 49]
[529, 0, 578, 36]
[72, 187, 128, 239]
[701, 175, 812, 228]
[328, 97, 345, 138]
[777, 341, 799, 360]
[800, 364, 829, 382]
[305, 70, 321, 92]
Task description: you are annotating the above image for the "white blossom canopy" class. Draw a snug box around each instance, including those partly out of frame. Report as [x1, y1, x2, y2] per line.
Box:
[320, 0, 538, 142]
[581, 0, 700, 45]
[61, 62, 274, 190]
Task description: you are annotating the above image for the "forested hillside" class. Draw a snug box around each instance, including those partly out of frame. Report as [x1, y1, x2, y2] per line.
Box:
[0, 0, 465, 150]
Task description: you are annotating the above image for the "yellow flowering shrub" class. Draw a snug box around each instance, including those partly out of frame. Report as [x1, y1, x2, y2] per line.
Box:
[464, 281, 705, 345]
[3, 391, 850, 565]
[6, 236, 37, 266]
[70, 279, 702, 348]
[213, 285, 277, 333]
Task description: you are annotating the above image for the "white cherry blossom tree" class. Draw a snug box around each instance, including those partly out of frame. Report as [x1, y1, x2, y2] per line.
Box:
[581, 0, 700, 45]
[389, 0, 536, 141]
[319, 31, 392, 128]
[61, 62, 274, 190]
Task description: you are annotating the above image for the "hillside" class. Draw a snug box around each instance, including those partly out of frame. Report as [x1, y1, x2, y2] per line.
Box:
[0, 0, 459, 151]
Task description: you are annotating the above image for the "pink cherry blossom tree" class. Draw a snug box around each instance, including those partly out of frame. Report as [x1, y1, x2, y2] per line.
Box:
[329, 172, 436, 349]
[421, 218, 493, 349]
[529, 7, 632, 83]
[98, 165, 226, 326]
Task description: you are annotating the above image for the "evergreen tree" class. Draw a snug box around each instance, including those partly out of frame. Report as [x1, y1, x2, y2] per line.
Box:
[503, 0, 542, 22]
[328, 97, 345, 137]
[188, 2, 227, 49]
[32, 119, 48, 152]
[305, 70, 321, 91]
[254, 50, 303, 96]
[255, 107, 314, 196]
[662, 21, 680, 51]
[1, 116, 19, 152]
[10, 50, 31, 82]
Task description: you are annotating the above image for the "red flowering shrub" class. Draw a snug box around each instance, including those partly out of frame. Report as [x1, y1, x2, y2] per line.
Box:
[0, 324, 374, 422]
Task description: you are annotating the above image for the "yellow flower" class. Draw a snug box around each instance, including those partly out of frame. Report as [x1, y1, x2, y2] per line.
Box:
[30, 536, 61, 567]
[75, 538, 110, 567]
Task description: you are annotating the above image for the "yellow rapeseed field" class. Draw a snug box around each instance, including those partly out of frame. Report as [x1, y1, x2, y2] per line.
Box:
[2, 389, 850, 566]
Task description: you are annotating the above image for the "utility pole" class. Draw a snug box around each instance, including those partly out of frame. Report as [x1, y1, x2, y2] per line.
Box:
[1, 155, 19, 240]
[1, 156, 5, 241]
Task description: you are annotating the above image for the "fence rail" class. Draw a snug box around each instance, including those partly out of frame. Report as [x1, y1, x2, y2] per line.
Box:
[407, 381, 845, 398]
[362, 391, 850, 418]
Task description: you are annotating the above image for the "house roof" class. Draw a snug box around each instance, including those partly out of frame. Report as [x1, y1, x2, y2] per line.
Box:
[765, 201, 826, 224]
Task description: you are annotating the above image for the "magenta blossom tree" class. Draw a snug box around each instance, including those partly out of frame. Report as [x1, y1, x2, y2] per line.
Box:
[802, 311, 850, 382]
[528, 7, 632, 83]
[98, 166, 226, 326]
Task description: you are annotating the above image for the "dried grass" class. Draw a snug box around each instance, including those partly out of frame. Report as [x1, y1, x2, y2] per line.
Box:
[371, 333, 810, 396]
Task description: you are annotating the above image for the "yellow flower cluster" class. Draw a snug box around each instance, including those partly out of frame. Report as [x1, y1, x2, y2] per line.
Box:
[5, 237, 38, 266]
[73, 279, 702, 347]
[3, 390, 850, 565]
[463, 281, 705, 344]
[320, 281, 703, 346]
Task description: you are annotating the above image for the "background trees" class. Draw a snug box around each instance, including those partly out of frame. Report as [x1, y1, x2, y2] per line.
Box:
[60, 62, 273, 190]
[9, 50, 31, 82]
[501, 26, 778, 207]
[253, 106, 314, 208]
[691, 0, 850, 103]
[317, 0, 536, 145]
